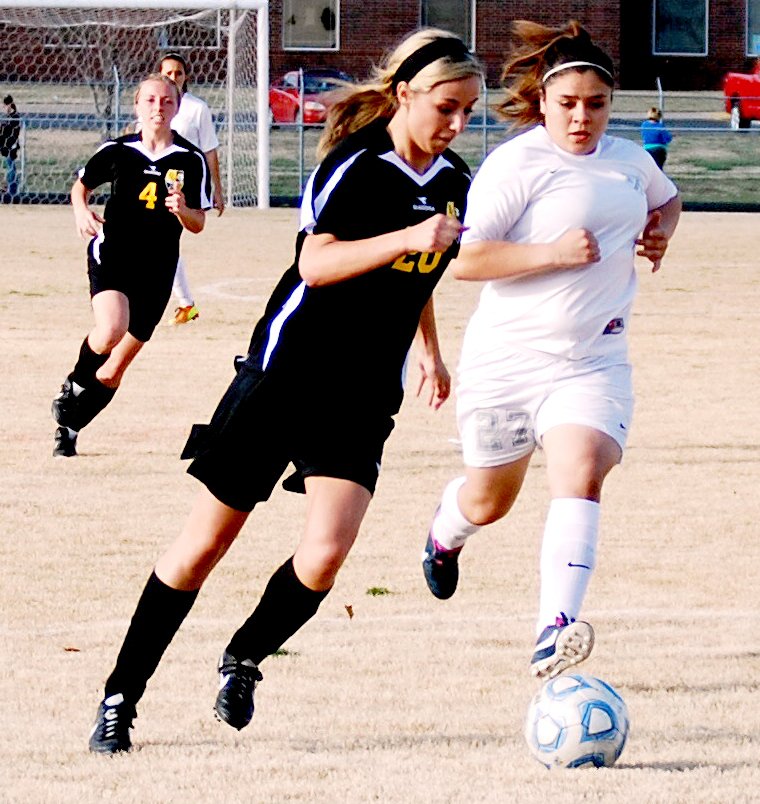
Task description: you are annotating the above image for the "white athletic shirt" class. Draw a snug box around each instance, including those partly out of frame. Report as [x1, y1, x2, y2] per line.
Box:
[460, 124, 678, 363]
[171, 90, 219, 153]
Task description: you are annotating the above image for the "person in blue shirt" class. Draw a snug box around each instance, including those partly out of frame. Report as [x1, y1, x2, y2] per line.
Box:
[640, 106, 672, 170]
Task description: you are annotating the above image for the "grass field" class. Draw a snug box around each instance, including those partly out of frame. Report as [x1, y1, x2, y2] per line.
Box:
[2, 206, 760, 803]
[5, 86, 760, 204]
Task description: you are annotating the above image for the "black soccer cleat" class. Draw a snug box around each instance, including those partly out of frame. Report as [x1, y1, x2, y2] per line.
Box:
[214, 651, 263, 730]
[53, 426, 78, 458]
[422, 533, 463, 600]
[51, 377, 77, 426]
[88, 693, 136, 755]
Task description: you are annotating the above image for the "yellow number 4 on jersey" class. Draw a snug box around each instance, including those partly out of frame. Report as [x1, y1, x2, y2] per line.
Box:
[139, 181, 158, 210]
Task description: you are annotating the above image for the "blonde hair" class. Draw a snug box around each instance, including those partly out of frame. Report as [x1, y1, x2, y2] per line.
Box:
[496, 19, 614, 128]
[134, 73, 182, 107]
[317, 28, 483, 160]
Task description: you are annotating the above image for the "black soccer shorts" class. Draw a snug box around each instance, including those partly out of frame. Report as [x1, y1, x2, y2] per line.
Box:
[182, 360, 395, 512]
[87, 239, 175, 342]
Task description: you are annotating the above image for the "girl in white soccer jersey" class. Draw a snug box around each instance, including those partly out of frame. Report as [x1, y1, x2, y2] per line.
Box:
[159, 52, 225, 324]
[422, 19, 682, 679]
[51, 74, 211, 457]
[87, 29, 483, 755]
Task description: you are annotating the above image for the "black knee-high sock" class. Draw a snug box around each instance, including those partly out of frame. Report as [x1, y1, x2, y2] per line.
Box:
[71, 336, 110, 387]
[104, 571, 199, 704]
[64, 337, 116, 431]
[225, 557, 329, 666]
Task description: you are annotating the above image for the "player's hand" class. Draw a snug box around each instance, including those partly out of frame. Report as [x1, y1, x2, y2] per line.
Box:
[636, 210, 669, 272]
[551, 228, 600, 268]
[415, 352, 451, 411]
[214, 194, 225, 217]
[74, 208, 104, 240]
[404, 213, 465, 254]
[165, 188, 187, 217]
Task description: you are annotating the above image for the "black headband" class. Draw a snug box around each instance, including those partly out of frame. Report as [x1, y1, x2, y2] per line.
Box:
[391, 37, 471, 92]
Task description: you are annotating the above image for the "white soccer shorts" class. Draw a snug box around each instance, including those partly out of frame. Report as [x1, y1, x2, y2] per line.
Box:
[456, 350, 634, 468]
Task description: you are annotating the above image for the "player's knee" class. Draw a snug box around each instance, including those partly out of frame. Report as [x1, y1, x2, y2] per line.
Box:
[299, 542, 348, 588]
[462, 488, 513, 526]
[91, 326, 126, 353]
[548, 455, 614, 500]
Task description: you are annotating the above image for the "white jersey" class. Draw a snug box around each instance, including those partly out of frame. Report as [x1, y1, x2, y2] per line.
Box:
[460, 124, 678, 364]
[171, 90, 219, 153]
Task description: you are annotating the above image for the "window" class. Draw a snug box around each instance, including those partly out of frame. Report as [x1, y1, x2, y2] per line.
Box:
[283, 0, 338, 51]
[653, 0, 708, 56]
[748, 0, 760, 55]
[420, 0, 474, 48]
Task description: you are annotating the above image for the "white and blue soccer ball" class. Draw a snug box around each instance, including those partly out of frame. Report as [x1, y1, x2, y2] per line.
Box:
[524, 673, 629, 769]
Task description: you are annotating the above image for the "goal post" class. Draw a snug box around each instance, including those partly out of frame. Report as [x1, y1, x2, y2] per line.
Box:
[0, 0, 270, 207]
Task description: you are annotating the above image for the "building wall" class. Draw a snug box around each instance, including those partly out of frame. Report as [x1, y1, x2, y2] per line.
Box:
[621, 0, 754, 90]
[270, 0, 750, 90]
[270, 1, 419, 80]
[474, 1, 620, 86]
[270, 1, 622, 87]
[0, 2, 752, 91]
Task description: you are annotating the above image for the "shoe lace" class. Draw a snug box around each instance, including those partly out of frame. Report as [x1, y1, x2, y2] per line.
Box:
[430, 538, 462, 563]
[98, 702, 134, 741]
[221, 659, 262, 702]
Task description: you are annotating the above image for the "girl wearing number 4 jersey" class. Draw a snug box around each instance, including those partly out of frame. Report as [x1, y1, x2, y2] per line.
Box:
[422, 20, 681, 680]
[87, 29, 483, 754]
[51, 74, 211, 457]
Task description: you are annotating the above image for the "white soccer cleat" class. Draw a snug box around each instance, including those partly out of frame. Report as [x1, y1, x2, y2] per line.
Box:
[530, 614, 594, 680]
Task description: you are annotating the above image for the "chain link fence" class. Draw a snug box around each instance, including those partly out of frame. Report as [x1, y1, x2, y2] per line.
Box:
[2, 89, 759, 209]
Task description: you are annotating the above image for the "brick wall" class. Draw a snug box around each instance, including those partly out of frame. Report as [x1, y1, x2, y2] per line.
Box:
[621, 0, 754, 90]
[0, 2, 751, 91]
[271, 2, 621, 86]
[270, 0, 751, 91]
[270, 1, 420, 80]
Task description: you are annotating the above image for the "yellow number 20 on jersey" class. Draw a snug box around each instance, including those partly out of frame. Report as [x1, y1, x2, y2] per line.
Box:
[139, 181, 158, 210]
[392, 201, 457, 273]
[391, 251, 442, 274]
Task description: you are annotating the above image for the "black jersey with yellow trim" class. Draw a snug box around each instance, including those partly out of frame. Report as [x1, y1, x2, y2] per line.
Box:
[80, 131, 211, 263]
[244, 119, 471, 417]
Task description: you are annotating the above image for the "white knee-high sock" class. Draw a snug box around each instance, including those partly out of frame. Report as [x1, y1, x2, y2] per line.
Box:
[172, 256, 194, 307]
[536, 498, 600, 636]
[430, 477, 480, 551]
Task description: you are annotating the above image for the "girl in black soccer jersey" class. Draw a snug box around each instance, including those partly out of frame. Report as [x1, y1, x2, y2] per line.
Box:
[88, 30, 483, 754]
[51, 73, 211, 457]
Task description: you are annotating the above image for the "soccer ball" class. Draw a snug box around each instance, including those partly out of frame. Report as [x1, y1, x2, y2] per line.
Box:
[524, 673, 629, 769]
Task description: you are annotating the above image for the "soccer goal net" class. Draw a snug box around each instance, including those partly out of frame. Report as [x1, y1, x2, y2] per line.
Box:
[0, 0, 269, 207]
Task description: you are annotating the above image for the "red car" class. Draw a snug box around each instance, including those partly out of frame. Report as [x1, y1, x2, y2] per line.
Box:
[723, 59, 760, 129]
[269, 68, 353, 125]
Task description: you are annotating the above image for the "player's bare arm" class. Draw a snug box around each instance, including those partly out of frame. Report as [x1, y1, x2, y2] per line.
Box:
[413, 296, 450, 411]
[70, 178, 104, 239]
[204, 148, 225, 216]
[165, 188, 205, 233]
[635, 194, 682, 272]
[451, 228, 600, 282]
[299, 213, 464, 288]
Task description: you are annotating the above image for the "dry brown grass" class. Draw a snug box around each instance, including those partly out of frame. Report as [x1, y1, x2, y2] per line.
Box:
[2, 205, 760, 803]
